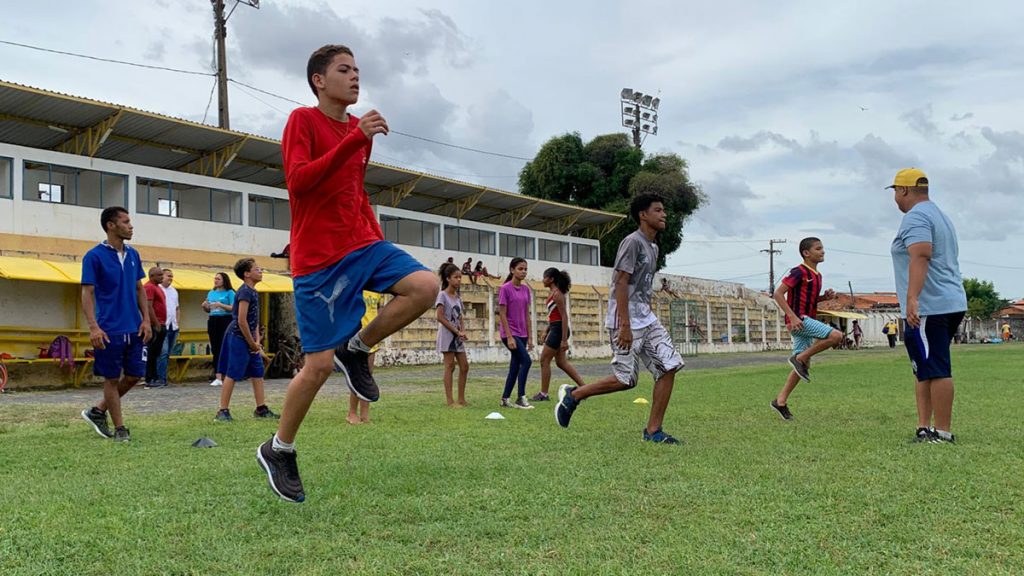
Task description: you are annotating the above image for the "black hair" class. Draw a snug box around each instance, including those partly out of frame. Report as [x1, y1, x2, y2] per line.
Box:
[504, 257, 527, 283]
[215, 271, 233, 292]
[439, 262, 461, 290]
[307, 44, 355, 97]
[630, 193, 665, 222]
[233, 258, 256, 281]
[543, 267, 571, 293]
[100, 206, 128, 232]
[798, 237, 822, 258]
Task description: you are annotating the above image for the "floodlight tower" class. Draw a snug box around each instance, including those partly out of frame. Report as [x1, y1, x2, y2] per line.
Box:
[620, 88, 660, 148]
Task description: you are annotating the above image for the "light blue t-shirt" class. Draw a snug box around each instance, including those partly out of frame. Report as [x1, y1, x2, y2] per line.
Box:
[207, 289, 235, 317]
[890, 200, 967, 317]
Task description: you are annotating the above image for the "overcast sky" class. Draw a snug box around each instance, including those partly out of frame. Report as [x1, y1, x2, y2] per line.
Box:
[4, 0, 1023, 297]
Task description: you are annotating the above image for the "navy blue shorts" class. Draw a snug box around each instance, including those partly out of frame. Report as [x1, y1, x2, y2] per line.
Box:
[93, 332, 146, 380]
[293, 241, 428, 353]
[220, 333, 265, 381]
[904, 312, 965, 381]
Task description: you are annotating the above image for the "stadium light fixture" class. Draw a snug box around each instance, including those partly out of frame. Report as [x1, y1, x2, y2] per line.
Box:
[620, 86, 661, 148]
[651, 97, 660, 110]
[621, 88, 634, 100]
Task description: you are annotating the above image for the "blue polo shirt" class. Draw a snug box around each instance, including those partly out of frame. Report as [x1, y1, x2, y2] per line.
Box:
[81, 241, 145, 336]
[891, 200, 968, 317]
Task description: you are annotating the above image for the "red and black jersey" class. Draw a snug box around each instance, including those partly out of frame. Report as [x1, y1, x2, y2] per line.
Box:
[781, 264, 822, 319]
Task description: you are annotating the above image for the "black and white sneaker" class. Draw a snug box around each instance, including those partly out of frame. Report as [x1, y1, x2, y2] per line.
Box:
[81, 407, 113, 438]
[930, 431, 956, 444]
[253, 405, 279, 419]
[913, 427, 934, 443]
[555, 384, 579, 428]
[334, 345, 380, 402]
[788, 355, 811, 382]
[770, 399, 793, 421]
[113, 426, 131, 442]
[513, 396, 534, 410]
[257, 437, 305, 503]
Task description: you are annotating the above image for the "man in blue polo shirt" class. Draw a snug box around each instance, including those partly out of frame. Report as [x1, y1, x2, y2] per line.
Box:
[888, 168, 968, 444]
[80, 206, 153, 442]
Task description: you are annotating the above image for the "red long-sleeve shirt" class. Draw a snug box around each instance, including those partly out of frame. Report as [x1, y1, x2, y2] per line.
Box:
[281, 106, 383, 277]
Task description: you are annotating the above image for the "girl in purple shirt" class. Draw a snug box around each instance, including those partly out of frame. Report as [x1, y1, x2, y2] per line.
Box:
[498, 257, 534, 409]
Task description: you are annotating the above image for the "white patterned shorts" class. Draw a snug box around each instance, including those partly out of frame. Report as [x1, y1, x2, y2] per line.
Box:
[609, 321, 684, 388]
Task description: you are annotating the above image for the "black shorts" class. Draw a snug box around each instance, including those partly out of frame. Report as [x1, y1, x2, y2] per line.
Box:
[544, 322, 570, 349]
[904, 311, 965, 381]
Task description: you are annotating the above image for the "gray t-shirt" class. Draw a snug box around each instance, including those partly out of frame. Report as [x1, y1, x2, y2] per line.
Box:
[606, 230, 659, 330]
[435, 290, 464, 352]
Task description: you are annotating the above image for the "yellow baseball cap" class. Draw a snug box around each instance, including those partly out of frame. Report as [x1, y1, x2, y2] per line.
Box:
[885, 168, 928, 189]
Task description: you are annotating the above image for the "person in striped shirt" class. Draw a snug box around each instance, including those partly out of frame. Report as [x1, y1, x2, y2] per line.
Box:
[770, 237, 842, 420]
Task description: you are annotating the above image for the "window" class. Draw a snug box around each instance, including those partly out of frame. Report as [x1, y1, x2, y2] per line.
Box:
[0, 157, 12, 198]
[573, 243, 599, 266]
[137, 178, 241, 225]
[445, 225, 495, 255]
[23, 162, 127, 207]
[539, 239, 570, 263]
[500, 233, 535, 259]
[249, 194, 291, 231]
[382, 216, 440, 248]
[39, 183, 63, 203]
[158, 198, 178, 217]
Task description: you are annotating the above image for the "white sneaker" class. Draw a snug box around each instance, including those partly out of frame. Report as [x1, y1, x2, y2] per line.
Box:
[210, 379, 223, 387]
[514, 396, 534, 410]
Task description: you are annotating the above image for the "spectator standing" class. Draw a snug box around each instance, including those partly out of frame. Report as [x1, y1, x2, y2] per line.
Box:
[203, 272, 235, 387]
[156, 268, 180, 385]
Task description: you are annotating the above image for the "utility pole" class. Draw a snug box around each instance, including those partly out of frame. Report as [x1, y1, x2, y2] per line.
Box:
[761, 239, 787, 294]
[211, 0, 260, 129]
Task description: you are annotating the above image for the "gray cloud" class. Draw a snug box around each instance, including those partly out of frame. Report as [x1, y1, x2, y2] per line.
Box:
[693, 174, 761, 237]
[144, 40, 166, 62]
[950, 112, 974, 122]
[717, 130, 799, 152]
[900, 104, 942, 140]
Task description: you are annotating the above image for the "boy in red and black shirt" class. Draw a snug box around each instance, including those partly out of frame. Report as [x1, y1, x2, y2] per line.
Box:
[257, 45, 438, 503]
[770, 237, 842, 420]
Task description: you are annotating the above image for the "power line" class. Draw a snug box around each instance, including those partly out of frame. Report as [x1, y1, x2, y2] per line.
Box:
[828, 247, 1024, 270]
[663, 253, 762, 269]
[0, 39, 214, 77]
[201, 76, 218, 125]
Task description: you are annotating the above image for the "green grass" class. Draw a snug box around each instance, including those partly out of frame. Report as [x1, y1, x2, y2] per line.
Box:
[1, 345, 1022, 575]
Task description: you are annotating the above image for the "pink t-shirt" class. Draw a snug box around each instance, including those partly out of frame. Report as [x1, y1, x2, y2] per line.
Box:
[498, 282, 531, 339]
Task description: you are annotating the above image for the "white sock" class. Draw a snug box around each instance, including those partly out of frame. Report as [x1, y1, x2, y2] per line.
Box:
[272, 433, 295, 453]
[348, 334, 372, 354]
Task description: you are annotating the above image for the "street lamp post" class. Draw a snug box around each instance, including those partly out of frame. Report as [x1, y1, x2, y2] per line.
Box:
[620, 88, 660, 148]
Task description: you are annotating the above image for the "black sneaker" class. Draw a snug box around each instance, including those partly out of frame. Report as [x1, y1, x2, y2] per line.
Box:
[113, 426, 131, 442]
[555, 384, 578, 428]
[642, 427, 682, 445]
[770, 399, 793, 421]
[256, 437, 305, 503]
[930, 431, 956, 444]
[913, 427, 934, 443]
[334, 345, 380, 402]
[214, 408, 233, 422]
[254, 405, 279, 419]
[530, 392, 550, 401]
[788, 355, 811, 382]
[81, 407, 113, 438]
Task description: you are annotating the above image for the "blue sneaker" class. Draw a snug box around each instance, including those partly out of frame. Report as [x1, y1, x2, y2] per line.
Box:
[555, 384, 578, 428]
[642, 427, 681, 445]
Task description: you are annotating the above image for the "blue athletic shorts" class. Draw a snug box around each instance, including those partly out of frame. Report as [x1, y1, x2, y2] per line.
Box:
[790, 316, 835, 354]
[293, 241, 428, 353]
[904, 312, 965, 381]
[93, 332, 146, 380]
[220, 332, 265, 381]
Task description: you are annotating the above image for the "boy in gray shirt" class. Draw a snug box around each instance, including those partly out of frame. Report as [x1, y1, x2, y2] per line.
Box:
[554, 194, 685, 444]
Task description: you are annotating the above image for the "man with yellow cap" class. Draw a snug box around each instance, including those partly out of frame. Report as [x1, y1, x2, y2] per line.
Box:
[888, 168, 967, 444]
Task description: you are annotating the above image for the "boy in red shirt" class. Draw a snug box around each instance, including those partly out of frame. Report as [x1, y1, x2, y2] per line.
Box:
[257, 45, 438, 502]
[770, 237, 842, 420]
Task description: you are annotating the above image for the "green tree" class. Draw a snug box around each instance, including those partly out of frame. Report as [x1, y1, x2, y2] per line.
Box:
[962, 277, 1007, 319]
[518, 133, 704, 269]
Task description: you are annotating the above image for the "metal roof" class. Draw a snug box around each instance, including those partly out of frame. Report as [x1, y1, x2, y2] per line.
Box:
[0, 80, 623, 238]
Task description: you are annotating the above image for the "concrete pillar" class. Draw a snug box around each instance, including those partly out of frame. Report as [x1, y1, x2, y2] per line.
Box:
[761, 309, 768, 344]
[684, 302, 691, 344]
[775, 307, 782, 343]
[743, 307, 750, 343]
[488, 286, 495, 347]
[726, 304, 733, 344]
[706, 301, 713, 345]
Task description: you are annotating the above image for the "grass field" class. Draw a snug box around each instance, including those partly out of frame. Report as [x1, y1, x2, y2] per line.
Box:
[1, 345, 1022, 575]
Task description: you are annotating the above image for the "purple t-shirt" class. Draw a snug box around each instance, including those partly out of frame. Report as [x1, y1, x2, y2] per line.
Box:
[498, 282, 531, 339]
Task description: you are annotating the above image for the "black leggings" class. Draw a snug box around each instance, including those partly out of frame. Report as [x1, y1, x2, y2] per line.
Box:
[208, 315, 232, 375]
